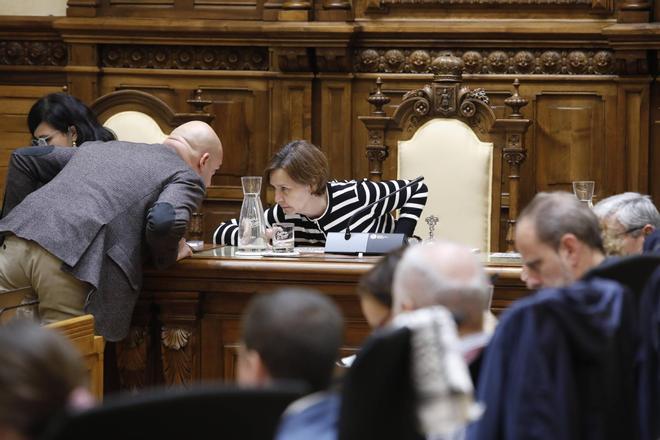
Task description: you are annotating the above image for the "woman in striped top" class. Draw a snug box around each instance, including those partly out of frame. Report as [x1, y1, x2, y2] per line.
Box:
[213, 140, 428, 247]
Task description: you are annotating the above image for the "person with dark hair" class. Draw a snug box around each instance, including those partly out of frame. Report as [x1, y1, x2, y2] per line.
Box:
[213, 140, 428, 247]
[0, 121, 223, 341]
[237, 288, 343, 440]
[0, 321, 95, 440]
[27, 92, 115, 147]
[356, 247, 405, 329]
[515, 191, 606, 290]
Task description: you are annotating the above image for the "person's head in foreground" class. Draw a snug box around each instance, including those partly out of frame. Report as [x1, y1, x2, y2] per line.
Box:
[392, 240, 491, 336]
[27, 92, 115, 147]
[264, 140, 330, 218]
[357, 247, 405, 329]
[0, 321, 94, 440]
[593, 192, 660, 256]
[515, 191, 605, 290]
[237, 288, 343, 393]
[163, 121, 223, 188]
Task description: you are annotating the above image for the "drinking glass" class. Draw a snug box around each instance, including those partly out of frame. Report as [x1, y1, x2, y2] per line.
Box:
[572, 181, 595, 208]
[272, 222, 295, 253]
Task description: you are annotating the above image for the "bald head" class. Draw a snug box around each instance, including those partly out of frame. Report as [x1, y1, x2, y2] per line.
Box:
[165, 121, 223, 187]
[392, 241, 490, 318]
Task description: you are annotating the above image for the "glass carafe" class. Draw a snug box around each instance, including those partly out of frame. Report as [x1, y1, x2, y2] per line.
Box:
[238, 176, 267, 252]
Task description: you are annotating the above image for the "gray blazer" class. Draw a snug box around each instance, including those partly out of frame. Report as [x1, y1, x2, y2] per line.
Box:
[0, 141, 205, 341]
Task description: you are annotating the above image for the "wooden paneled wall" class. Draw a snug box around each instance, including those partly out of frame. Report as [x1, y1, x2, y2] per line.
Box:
[0, 2, 658, 247]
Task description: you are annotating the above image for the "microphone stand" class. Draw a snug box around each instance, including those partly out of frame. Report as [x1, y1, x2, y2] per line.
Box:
[344, 176, 424, 240]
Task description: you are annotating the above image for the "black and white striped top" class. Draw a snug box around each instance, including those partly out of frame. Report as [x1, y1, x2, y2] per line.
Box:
[213, 178, 428, 247]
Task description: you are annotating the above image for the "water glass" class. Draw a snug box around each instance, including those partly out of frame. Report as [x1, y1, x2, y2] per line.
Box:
[572, 181, 595, 208]
[272, 223, 295, 253]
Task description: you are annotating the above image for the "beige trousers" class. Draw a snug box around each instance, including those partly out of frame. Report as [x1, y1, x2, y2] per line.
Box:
[0, 235, 90, 324]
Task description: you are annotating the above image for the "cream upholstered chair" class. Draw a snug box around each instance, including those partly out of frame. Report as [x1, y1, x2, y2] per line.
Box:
[103, 111, 167, 144]
[398, 119, 493, 251]
[90, 89, 214, 143]
[360, 55, 531, 252]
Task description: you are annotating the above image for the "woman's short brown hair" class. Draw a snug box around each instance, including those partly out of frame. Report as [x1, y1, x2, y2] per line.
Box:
[264, 140, 329, 196]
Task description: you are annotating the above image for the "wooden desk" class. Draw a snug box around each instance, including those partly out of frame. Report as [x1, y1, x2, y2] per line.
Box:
[112, 247, 527, 392]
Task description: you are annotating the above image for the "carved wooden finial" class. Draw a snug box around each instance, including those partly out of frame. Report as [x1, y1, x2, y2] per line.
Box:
[367, 77, 390, 116]
[431, 53, 463, 81]
[187, 88, 212, 114]
[504, 79, 528, 118]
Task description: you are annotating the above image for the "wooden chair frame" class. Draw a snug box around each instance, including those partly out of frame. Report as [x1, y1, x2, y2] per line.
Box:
[359, 55, 531, 251]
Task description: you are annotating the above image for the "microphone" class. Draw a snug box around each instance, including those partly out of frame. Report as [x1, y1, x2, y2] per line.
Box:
[343, 176, 424, 240]
[324, 176, 424, 255]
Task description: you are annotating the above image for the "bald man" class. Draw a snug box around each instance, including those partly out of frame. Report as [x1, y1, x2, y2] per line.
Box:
[0, 121, 222, 341]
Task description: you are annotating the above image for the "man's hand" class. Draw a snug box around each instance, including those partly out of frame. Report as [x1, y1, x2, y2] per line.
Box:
[177, 238, 193, 260]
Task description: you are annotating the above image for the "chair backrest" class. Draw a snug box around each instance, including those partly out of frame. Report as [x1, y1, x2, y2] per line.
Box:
[398, 118, 493, 251]
[103, 111, 167, 144]
[360, 55, 531, 252]
[45, 315, 105, 401]
[338, 326, 423, 440]
[41, 381, 306, 440]
[90, 89, 214, 143]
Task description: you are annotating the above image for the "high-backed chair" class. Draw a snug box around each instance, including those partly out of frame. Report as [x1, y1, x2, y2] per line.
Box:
[41, 381, 306, 440]
[360, 55, 531, 252]
[338, 326, 423, 440]
[90, 89, 214, 143]
[46, 315, 105, 401]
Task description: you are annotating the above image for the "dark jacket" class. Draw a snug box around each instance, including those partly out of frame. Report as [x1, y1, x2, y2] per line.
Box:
[0, 142, 204, 341]
[469, 278, 636, 440]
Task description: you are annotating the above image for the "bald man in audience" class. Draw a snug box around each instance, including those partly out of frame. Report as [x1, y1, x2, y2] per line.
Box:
[515, 191, 606, 290]
[237, 288, 343, 440]
[392, 241, 494, 386]
[593, 192, 660, 256]
[0, 121, 223, 341]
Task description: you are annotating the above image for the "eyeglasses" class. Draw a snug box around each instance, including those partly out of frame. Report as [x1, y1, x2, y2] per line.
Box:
[31, 132, 58, 147]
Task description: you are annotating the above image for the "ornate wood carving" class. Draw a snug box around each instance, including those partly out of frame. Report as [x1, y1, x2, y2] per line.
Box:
[275, 48, 312, 72]
[161, 326, 195, 386]
[115, 326, 150, 392]
[369, 0, 610, 10]
[316, 48, 352, 72]
[354, 49, 615, 75]
[0, 41, 67, 66]
[100, 45, 268, 71]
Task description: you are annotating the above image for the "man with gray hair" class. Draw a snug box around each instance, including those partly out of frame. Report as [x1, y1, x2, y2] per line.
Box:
[392, 240, 493, 385]
[515, 191, 605, 290]
[593, 192, 660, 256]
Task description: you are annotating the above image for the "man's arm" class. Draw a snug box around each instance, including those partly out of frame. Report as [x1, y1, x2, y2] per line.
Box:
[1, 146, 75, 217]
[145, 173, 206, 269]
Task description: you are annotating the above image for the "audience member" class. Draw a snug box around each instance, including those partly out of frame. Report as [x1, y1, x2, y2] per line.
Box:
[0, 321, 94, 440]
[0, 121, 223, 341]
[515, 191, 605, 289]
[356, 247, 405, 329]
[27, 92, 115, 147]
[392, 241, 493, 386]
[213, 140, 427, 246]
[593, 192, 660, 256]
[237, 288, 343, 440]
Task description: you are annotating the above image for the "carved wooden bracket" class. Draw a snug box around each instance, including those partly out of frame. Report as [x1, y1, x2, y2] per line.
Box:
[156, 292, 201, 388]
[115, 325, 150, 392]
[275, 47, 312, 72]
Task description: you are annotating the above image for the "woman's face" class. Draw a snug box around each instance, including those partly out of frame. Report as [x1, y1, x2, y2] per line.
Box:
[32, 122, 73, 147]
[359, 294, 391, 329]
[269, 168, 314, 215]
